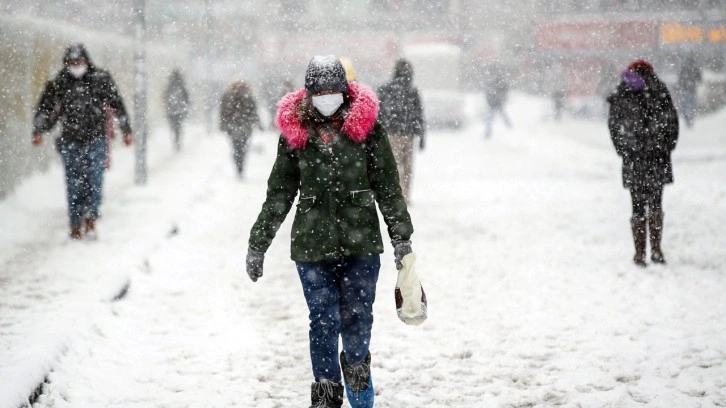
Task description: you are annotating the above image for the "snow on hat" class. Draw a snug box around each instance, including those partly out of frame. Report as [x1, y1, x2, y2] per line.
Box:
[627, 59, 654, 74]
[305, 55, 349, 95]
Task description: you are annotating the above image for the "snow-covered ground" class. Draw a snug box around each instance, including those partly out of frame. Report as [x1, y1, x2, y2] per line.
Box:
[1, 94, 725, 407]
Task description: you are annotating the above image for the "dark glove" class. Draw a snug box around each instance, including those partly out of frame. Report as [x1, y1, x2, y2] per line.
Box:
[246, 247, 264, 282]
[418, 136, 425, 151]
[393, 240, 412, 270]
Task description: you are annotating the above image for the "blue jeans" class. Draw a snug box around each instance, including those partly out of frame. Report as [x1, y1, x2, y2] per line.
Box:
[680, 89, 697, 126]
[296, 255, 381, 382]
[57, 137, 107, 228]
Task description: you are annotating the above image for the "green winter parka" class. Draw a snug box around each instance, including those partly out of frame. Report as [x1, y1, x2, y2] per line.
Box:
[249, 82, 413, 262]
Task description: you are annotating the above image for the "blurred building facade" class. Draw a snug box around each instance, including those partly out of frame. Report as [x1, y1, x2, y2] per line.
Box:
[0, 0, 539, 90]
[533, 0, 726, 113]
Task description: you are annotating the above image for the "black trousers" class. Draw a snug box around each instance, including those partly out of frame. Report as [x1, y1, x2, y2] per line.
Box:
[169, 119, 183, 150]
[630, 185, 663, 219]
[229, 132, 251, 175]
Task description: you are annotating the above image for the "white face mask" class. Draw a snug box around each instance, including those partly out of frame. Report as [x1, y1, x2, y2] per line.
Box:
[69, 64, 88, 78]
[312, 93, 344, 117]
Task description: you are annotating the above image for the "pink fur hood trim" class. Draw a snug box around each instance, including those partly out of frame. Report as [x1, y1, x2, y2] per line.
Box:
[275, 81, 379, 149]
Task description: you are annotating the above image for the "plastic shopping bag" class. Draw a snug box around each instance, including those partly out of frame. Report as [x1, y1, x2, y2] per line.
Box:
[394, 253, 427, 325]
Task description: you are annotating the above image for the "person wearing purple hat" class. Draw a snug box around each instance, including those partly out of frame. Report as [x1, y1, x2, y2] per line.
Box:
[606, 60, 679, 267]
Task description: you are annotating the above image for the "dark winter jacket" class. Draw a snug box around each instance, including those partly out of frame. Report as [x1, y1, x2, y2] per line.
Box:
[377, 62, 425, 139]
[32, 45, 132, 143]
[249, 82, 413, 262]
[485, 75, 509, 108]
[677, 59, 702, 93]
[219, 81, 260, 137]
[165, 71, 190, 123]
[607, 71, 679, 189]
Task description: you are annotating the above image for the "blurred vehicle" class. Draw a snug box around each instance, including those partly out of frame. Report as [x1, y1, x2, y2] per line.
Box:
[403, 42, 466, 129]
[420, 89, 465, 129]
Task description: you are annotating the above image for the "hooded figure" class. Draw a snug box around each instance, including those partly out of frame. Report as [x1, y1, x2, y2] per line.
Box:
[677, 55, 702, 128]
[483, 64, 512, 138]
[164, 69, 190, 151]
[34, 44, 132, 144]
[607, 59, 679, 266]
[219, 79, 261, 177]
[32, 43, 133, 240]
[246, 55, 414, 408]
[377, 58, 426, 203]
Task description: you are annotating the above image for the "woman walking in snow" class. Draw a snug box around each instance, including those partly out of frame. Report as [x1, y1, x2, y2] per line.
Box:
[607, 60, 679, 267]
[246, 55, 415, 408]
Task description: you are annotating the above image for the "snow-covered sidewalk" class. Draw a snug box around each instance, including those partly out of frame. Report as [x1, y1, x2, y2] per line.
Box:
[2, 96, 726, 407]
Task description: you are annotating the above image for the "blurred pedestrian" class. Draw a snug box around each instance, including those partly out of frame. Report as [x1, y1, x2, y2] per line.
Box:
[164, 69, 190, 151]
[377, 58, 426, 203]
[550, 63, 567, 121]
[246, 55, 415, 408]
[484, 65, 512, 138]
[677, 55, 702, 128]
[597, 62, 618, 119]
[607, 59, 679, 267]
[340, 56, 357, 82]
[219, 80, 261, 178]
[31, 43, 133, 240]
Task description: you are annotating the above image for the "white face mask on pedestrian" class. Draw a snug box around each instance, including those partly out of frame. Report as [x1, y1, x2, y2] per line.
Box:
[69, 64, 88, 78]
[312, 93, 344, 117]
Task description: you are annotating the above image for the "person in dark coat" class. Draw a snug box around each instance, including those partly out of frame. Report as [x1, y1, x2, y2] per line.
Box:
[607, 59, 679, 266]
[677, 55, 702, 128]
[164, 69, 190, 151]
[246, 55, 414, 408]
[377, 58, 426, 203]
[32, 43, 133, 240]
[219, 80, 261, 178]
[484, 66, 512, 138]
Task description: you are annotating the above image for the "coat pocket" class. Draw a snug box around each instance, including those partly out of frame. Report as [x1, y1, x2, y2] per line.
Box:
[350, 189, 375, 207]
[297, 195, 316, 214]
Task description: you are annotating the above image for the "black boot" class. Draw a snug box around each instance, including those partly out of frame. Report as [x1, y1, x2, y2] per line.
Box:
[70, 225, 83, 240]
[309, 379, 344, 408]
[649, 211, 666, 264]
[631, 217, 647, 267]
[340, 351, 371, 392]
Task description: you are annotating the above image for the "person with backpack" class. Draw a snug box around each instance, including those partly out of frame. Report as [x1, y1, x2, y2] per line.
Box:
[32, 43, 133, 240]
[677, 55, 702, 128]
[164, 69, 190, 151]
[377, 58, 426, 204]
[483, 64, 512, 138]
[219, 79, 262, 178]
[246, 55, 415, 408]
[607, 59, 679, 266]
